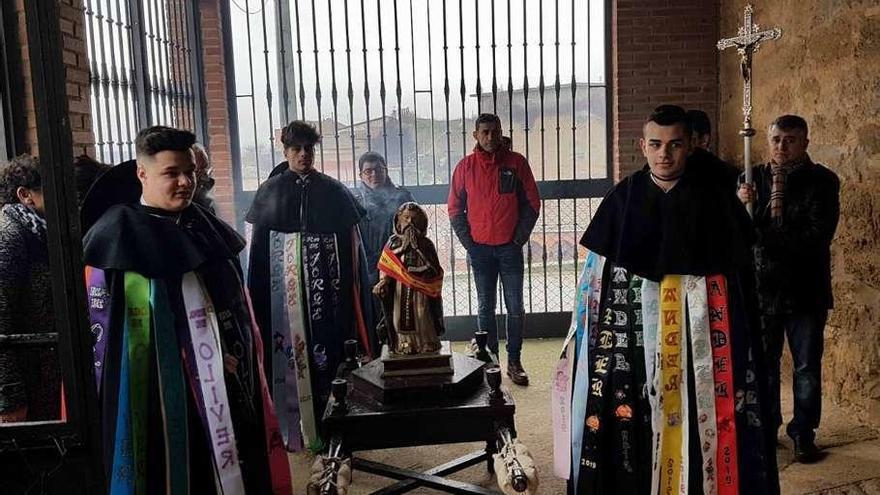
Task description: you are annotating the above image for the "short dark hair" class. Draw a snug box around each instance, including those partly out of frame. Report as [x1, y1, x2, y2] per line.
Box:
[0, 154, 41, 205]
[645, 105, 692, 138]
[770, 115, 808, 136]
[135, 126, 196, 158]
[281, 120, 321, 148]
[474, 113, 502, 130]
[358, 151, 387, 172]
[73, 155, 111, 205]
[686, 109, 711, 137]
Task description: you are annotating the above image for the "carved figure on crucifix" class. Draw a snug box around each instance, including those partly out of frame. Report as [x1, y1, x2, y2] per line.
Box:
[717, 4, 782, 215]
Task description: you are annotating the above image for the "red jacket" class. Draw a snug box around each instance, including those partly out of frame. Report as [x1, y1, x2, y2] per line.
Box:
[447, 146, 541, 247]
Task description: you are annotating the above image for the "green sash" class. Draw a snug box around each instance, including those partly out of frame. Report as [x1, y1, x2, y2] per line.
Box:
[124, 272, 151, 494]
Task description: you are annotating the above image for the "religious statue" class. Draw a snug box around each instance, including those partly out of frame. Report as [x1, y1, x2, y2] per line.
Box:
[372, 202, 445, 355]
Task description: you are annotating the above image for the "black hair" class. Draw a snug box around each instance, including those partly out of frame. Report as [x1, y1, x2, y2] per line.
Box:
[135, 126, 197, 158]
[358, 151, 387, 172]
[770, 115, 808, 136]
[686, 109, 711, 137]
[474, 113, 502, 130]
[645, 104, 692, 138]
[0, 154, 41, 205]
[280, 120, 322, 148]
[73, 155, 111, 205]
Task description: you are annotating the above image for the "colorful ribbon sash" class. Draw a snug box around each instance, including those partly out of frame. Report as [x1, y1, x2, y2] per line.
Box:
[182, 272, 245, 495]
[85, 266, 111, 393]
[706, 275, 739, 495]
[284, 233, 320, 451]
[569, 253, 605, 488]
[657, 275, 684, 495]
[243, 287, 294, 494]
[552, 252, 597, 479]
[124, 273, 151, 495]
[269, 231, 302, 451]
[685, 276, 717, 495]
[151, 280, 189, 495]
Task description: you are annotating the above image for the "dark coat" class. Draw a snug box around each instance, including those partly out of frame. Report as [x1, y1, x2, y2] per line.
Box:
[748, 160, 840, 314]
[352, 184, 414, 285]
[0, 205, 60, 419]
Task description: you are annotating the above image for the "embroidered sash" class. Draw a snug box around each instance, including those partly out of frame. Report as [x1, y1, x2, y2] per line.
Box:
[553, 252, 595, 479]
[243, 287, 294, 494]
[569, 253, 605, 488]
[151, 280, 189, 495]
[110, 315, 134, 495]
[181, 272, 245, 495]
[284, 233, 319, 451]
[85, 266, 111, 393]
[124, 273, 151, 495]
[302, 233, 341, 429]
[657, 275, 684, 495]
[685, 276, 718, 495]
[706, 275, 739, 495]
[268, 231, 302, 451]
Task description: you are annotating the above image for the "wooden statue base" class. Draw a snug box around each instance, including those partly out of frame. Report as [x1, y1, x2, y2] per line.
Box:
[380, 341, 454, 377]
[351, 350, 484, 405]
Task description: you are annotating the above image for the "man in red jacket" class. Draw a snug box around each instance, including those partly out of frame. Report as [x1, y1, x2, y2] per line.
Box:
[448, 114, 541, 385]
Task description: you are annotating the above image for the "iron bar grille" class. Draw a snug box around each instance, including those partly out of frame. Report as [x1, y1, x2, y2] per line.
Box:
[83, 0, 206, 163]
[232, 0, 611, 317]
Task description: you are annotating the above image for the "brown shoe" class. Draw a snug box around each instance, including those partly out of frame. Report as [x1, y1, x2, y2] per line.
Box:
[507, 360, 530, 386]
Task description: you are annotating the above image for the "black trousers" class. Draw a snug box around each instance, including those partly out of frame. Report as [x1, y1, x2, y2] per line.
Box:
[764, 309, 828, 441]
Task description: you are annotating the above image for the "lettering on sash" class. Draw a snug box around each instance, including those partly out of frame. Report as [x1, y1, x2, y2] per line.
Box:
[603, 308, 613, 325]
[708, 279, 722, 297]
[614, 332, 629, 348]
[631, 286, 642, 304]
[715, 382, 729, 398]
[711, 329, 728, 347]
[613, 267, 628, 283]
[634, 310, 643, 326]
[590, 378, 604, 397]
[614, 353, 630, 372]
[663, 310, 679, 326]
[613, 289, 628, 305]
[709, 306, 724, 323]
[594, 355, 610, 375]
[598, 331, 613, 349]
[662, 287, 678, 302]
[613, 310, 628, 327]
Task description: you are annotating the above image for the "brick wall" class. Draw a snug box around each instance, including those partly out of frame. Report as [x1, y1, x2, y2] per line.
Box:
[198, 0, 236, 224]
[9, 0, 93, 157]
[613, 0, 719, 180]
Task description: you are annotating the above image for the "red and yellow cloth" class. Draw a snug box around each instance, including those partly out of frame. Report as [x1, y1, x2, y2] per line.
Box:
[377, 246, 443, 298]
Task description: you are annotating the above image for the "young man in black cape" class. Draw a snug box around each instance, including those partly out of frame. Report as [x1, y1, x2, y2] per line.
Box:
[82, 126, 291, 494]
[246, 120, 373, 452]
[554, 105, 778, 494]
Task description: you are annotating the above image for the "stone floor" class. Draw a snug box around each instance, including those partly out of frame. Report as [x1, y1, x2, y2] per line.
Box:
[288, 339, 880, 494]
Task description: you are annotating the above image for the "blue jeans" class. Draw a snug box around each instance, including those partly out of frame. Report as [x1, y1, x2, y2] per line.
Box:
[765, 309, 827, 441]
[468, 243, 525, 361]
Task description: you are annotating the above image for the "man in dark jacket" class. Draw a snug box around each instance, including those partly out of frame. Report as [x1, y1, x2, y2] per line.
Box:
[447, 113, 540, 385]
[686, 109, 741, 188]
[737, 115, 840, 463]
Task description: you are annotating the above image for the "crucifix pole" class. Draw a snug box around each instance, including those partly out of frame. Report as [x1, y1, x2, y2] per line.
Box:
[717, 4, 782, 216]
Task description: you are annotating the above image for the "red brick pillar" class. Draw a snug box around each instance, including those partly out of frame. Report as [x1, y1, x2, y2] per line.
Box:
[198, 0, 236, 224]
[9, 0, 94, 157]
[612, 0, 719, 180]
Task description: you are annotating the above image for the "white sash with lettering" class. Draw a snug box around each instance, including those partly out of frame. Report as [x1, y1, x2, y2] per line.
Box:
[283, 233, 319, 448]
[641, 278, 662, 495]
[686, 276, 718, 495]
[182, 272, 245, 495]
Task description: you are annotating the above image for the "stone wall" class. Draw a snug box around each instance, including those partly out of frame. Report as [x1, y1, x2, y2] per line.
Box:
[718, 1, 880, 425]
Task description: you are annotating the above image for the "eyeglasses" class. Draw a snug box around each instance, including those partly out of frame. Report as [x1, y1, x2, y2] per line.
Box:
[361, 167, 386, 176]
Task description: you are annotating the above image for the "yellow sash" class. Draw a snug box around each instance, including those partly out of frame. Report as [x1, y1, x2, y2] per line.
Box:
[377, 246, 443, 298]
[658, 275, 684, 495]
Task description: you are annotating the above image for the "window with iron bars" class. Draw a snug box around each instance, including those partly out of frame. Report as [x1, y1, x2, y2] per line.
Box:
[83, 0, 206, 164]
[231, 0, 611, 319]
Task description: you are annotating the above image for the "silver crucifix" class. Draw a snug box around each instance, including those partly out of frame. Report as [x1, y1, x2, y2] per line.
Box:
[717, 4, 782, 215]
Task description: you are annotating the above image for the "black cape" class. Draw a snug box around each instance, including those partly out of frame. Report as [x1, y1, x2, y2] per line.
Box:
[83, 203, 277, 494]
[246, 164, 371, 420]
[580, 162, 754, 282]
